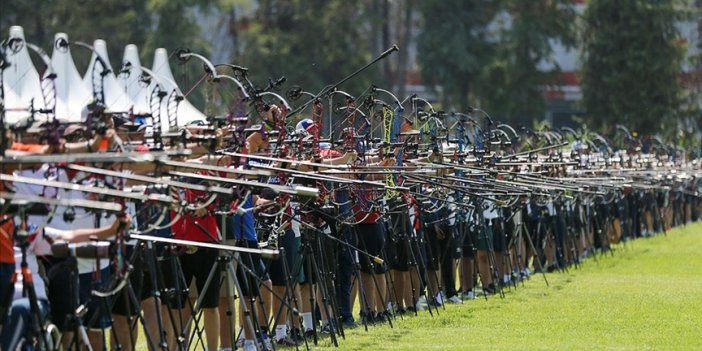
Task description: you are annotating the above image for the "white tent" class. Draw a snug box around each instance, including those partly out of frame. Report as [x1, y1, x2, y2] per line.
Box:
[49, 32, 91, 123]
[3, 26, 45, 124]
[83, 39, 133, 113]
[150, 48, 206, 132]
[119, 44, 151, 116]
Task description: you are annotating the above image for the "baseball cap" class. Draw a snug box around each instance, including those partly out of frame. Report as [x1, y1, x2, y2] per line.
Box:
[295, 118, 317, 132]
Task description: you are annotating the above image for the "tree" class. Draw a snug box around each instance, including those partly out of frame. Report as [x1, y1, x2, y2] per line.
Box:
[581, 0, 687, 135]
[233, 0, 377, 99]
[479, 0, 576, 125]
[1, 0, 151, 69]
[416, 0, 500, 112]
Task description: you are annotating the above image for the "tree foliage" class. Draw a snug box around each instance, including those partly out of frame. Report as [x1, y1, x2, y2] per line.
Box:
[233, 1, 378, 100]
[581, 0, 687, 135]
[0, 0, 698, 143]
[1, 0, 152, 69]
[479, 0, 576, 125]
[416, 0, 500, 112]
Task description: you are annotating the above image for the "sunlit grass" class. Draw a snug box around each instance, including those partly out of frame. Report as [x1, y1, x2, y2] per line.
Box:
[134, 222, 702, 350]
[313, 223, 702, 350]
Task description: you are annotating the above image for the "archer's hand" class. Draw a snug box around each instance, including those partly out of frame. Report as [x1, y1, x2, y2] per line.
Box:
[344, 151, 358, 162]
[216, 128, 225, 149]
[112, 214, 132, 232]
[193, 207, 209, 218]
[263, 105, 281, 122]
[382, 157, 396, 167]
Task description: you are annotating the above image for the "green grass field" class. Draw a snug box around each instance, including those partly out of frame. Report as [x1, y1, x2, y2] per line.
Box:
[313, 223, 702, 351]
[134, 223, 702, 350]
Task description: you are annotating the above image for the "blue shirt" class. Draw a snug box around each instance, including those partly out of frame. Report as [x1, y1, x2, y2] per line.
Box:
[232, 196, 257, 241]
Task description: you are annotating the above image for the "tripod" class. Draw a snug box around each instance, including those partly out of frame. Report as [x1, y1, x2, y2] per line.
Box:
[0, 233, 57, 351]
[288, 222, 341, 346]
[128, 233, 278, 351]
[505, 206, 549, 286]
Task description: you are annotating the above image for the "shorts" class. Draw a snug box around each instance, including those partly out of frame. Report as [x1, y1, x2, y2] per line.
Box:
[355, 222, 387, 275]
[476, 222, 494, 251]
[79, 267, 112, 329]
[295, 227, 337, 285]
[42, 256, 111, 331]
[386, 214, 413, 271]
[234, 240, 268, 297]
[112, 244, 162, 316]
[0, 262, 14, 318]
[266, 230, 298, 287]
[461, 223, 477, 258]
[492, 219, 505, 252]
[424, 224, 450, 271]
[161, 247, 221, 309]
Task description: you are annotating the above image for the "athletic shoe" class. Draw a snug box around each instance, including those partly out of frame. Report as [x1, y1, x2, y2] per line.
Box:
[447, 295, 462, 304]
[427, 298, 442, 307]
[461, 291, 475, 300]
[258, 334, 274, 351]
[342, 317, 358, 329]
[242, 341, 257, 351]
[482, 285, 496, 295]
[360, 311, 375, 325]
[416, 295, 428, 307]
[320, 322, 336, 334]
[289, 327, 304, 343]
[436, 291, 446, 305]
[276, 336, 298, 347]
[235, 338, 246, 348]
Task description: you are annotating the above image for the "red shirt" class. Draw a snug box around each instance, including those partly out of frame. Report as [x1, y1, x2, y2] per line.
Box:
[11, 142, 44, 153]
[0, 217, 13, 264]
[352, 186, 380, 224]
[320, 149, 342, 159]
[171, 187, 219, 243]
[0, 181, 13, 264]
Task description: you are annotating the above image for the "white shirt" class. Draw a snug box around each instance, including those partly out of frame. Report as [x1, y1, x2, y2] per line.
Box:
[13, 247, 48, 301]
[546, 201, 556, 216]
[15, 165, 114, 274]
[447, 195, 457, 226]
[482, 200, 498, 220]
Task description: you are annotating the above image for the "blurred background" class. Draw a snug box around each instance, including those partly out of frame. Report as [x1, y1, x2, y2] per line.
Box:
[2, 0, 701, 147]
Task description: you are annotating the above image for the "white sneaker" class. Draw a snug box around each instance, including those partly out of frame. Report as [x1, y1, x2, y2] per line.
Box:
[461, 291, 475, 300]
[235, 338, 245, 348]
[416, 295, 428, 307]
[436, 291, 445, 305]
[242, 340, 256, 351]
[259, 337, 274, 351]
[447, 295, 462, 304]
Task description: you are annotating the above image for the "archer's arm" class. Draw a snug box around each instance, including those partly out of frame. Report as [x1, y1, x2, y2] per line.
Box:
[45, 215, 132, 243]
